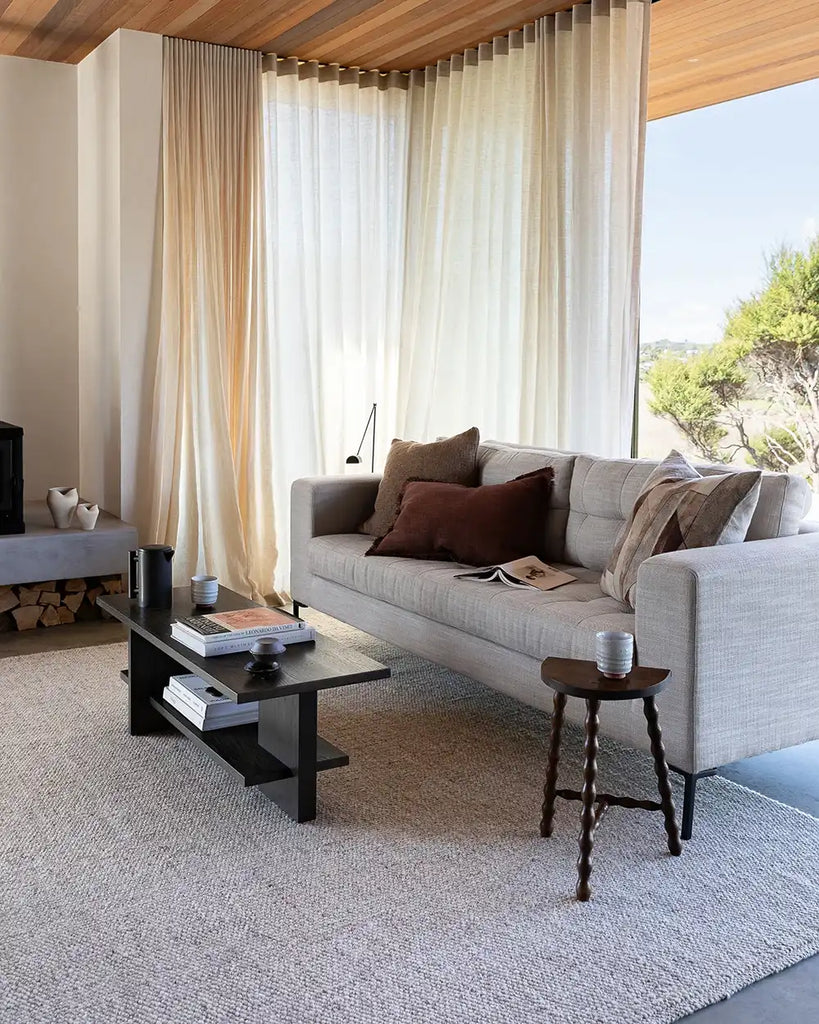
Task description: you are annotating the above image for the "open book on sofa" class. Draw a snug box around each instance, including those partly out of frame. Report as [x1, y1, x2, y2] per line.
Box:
[454, 556, 576, 591]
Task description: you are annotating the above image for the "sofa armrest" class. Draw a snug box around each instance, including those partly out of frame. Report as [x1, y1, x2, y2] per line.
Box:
[635, 533, 819, 772]
[290, 475, 381, 603]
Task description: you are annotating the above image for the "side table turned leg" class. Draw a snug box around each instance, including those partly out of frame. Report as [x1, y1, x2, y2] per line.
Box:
[643, 697, 683, 856]
[540, 692, 567, 837]
[576, 697, 601, 902]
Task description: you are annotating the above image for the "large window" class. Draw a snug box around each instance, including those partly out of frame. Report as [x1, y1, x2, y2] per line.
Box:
[638, 77, 819, 518]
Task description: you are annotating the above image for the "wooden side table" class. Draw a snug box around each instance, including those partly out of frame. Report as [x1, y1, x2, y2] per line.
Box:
[540, 657, 682, 901]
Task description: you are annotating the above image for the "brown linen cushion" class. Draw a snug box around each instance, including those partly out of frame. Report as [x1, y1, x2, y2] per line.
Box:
[365, 467, 555, 566]
[600, 450, 762, 609]
[360, 427, 481, 537]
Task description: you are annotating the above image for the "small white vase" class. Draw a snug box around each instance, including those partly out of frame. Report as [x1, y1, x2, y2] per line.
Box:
[46, 487, 79, 529]
[76, 502, 99, 531]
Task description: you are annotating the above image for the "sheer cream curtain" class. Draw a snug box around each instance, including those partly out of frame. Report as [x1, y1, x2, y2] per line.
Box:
[262, 58, 410, 592]
[398, 30, 539, 442]
[145, 38, 282, 603]
[398, 0, 651, 456]
[523, 0, 651, 455]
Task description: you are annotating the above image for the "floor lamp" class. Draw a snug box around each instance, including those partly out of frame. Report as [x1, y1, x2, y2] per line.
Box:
[345, 403, 377, 473]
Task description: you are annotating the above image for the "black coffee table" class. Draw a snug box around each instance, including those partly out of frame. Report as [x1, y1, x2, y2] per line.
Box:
[98, 587, 390, 822]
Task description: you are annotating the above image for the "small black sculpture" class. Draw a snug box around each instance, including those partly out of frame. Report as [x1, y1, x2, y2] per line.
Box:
[244, 636, 286, 675]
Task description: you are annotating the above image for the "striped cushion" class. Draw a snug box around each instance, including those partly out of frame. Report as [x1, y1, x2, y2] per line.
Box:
[600, 451, 762, 608]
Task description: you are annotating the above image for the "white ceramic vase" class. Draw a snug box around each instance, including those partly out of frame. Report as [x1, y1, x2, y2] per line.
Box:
[46, 487, 79, 529]
[76, 502, 99, 531]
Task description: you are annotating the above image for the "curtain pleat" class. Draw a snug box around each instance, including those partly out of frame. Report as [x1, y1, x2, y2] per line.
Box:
[525, 0, 651, 455]
[145, 38, 282, 603]
[262, 59, 410, 592]
[397, 30, 536, 442]
[398, 0, 650, 456]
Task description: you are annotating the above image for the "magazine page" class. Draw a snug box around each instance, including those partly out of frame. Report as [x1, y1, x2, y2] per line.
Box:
[497, 557, 577, 591]
[453, 567, 503, 581]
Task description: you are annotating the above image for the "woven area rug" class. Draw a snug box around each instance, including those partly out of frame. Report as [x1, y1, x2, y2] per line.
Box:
[2, 612, 819, 1024]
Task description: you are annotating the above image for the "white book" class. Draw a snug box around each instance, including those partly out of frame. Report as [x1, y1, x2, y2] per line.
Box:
[170, 623, 315, 657]
[167, 673, 259, 719]
[454, 556, 576, 591]
[162, 687, 259, 731]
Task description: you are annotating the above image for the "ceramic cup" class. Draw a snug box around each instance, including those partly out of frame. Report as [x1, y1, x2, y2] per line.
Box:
[191, 574, 219, 609]
[596, 630, 634, 679]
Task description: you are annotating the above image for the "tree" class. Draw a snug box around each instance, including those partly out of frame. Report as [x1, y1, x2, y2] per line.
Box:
[646, 238, 819, 489]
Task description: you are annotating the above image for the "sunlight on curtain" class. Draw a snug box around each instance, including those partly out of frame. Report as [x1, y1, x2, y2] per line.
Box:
[398, 30, 539, 442]
[524, 0, 651, 455]
[262, 59, 410, 593]
[398, 0, 650, 456]
[145, 38, 282, 604]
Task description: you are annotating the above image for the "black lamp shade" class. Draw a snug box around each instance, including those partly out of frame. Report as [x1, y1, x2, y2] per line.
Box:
[347, 403, 377, 472]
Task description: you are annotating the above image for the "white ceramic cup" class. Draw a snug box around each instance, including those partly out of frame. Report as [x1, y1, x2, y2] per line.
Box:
[191, 574, 219, 608]
[596, 630, 634, 679]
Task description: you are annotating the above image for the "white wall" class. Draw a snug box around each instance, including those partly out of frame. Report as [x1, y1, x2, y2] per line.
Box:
[78, 29, 162, 522]
[118, 31, 163, 525]
[78, 33, 120, 514]
[0, 55, 78, 497]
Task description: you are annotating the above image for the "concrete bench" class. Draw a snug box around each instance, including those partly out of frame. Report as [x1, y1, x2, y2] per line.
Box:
[0, 501, 137, 586]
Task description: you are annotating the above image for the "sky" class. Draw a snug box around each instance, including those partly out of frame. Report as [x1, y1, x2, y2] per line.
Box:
[640, 76, 819, 348]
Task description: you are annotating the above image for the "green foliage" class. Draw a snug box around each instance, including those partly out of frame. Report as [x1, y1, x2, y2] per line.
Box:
[746, 425, 803, 473]
[726, 240, 819, 353]
[646, 347, 742, 462]
[645, 236, 819, 487]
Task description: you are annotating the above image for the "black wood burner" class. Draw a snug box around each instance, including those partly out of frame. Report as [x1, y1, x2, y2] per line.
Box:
[0, 422, 24, 534]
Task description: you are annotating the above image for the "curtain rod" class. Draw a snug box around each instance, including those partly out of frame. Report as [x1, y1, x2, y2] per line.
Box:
[263, 0, 659, 77]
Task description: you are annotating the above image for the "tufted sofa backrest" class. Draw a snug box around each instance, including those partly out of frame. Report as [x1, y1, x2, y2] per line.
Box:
[479, 441, 812, 571]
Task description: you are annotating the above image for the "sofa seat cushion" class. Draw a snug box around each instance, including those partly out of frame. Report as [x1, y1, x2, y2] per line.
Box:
[308, 534, 634, 662]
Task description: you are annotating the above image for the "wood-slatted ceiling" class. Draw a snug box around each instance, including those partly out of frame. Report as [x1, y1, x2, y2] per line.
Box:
[1, 0, 818, 120]
[648, 0, 819, 119]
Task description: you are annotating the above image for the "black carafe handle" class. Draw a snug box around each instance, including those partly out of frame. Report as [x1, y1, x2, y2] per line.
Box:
[128, 549, 140, 600]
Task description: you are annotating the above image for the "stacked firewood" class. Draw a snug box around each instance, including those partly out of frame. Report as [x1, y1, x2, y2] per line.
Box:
[0, 576, 123, 630]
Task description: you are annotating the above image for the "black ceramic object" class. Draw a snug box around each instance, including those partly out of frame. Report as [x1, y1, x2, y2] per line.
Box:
[244, 636, 286, 675]
[0, 422, 24, 535]
[128, 545, 175, 609]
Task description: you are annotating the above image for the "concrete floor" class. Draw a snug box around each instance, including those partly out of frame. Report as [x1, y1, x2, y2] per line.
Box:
[679, 743, 819, 1024]
[1, 624, 816, 1023]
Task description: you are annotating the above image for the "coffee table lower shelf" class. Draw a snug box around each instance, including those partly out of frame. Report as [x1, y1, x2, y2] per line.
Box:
[149, 696, 349, 788]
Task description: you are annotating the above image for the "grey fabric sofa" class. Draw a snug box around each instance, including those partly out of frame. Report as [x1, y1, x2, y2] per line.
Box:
[291, 440, 819, 838]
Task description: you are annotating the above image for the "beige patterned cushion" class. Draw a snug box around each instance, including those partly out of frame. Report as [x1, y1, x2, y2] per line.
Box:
[600, 451, 762, 608]
[360, 427, 480, 537]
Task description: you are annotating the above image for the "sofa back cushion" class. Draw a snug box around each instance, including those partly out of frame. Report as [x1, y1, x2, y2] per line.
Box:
[478, 442, 576, 561]
[565, 454, 811, 570]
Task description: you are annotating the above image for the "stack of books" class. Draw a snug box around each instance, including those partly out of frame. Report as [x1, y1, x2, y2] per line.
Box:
[162, 673, 258, 731]
[170, 607, 316, 656]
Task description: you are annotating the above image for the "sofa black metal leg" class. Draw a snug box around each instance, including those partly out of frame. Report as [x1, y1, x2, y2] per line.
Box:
[669, 767, 718, 841]
[293, 600, 307, 619]
[681, 773, 697, 842]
